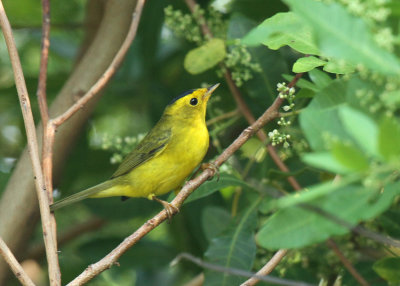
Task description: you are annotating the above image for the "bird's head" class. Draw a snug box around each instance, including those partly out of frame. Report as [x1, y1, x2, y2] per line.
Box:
[164, 83, 220, 120]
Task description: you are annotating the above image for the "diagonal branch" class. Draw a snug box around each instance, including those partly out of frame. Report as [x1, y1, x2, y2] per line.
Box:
[240, 249, 288, 286]
[0, 1, 60, 284]
[51, 0, 145, 128]
[67, 76, 286, 286]
[173, 252, 314, 286]
[0, 237, 35, 286]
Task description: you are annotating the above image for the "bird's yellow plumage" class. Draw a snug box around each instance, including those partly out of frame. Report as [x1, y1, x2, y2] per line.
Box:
[50, 84, 219, 214]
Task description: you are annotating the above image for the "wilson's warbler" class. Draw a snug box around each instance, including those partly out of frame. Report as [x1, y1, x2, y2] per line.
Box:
[50, 84, 219, 217]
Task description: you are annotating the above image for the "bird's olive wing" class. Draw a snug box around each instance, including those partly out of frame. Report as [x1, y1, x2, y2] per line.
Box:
[110, 128, 171, 178]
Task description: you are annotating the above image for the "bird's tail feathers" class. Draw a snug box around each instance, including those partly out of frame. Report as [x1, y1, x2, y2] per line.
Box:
[50, 181, 114, 211]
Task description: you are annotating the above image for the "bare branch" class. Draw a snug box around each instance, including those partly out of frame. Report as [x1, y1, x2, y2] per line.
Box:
[37, 0, 50, 126]
[206, 109, 239, 126]
[0, 1, 60, 284]
[67, 77, 287, 285]
[0, 237, 35, 286]
[51, 0, 145, 128]
[241, 249, 288, 286]
[326, 240, 370, 286]
[172, 252, 314, 286]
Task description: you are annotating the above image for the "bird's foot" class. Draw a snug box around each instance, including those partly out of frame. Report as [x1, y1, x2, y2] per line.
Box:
[201, 162, 220, 181]
[152, 196, 179, 222]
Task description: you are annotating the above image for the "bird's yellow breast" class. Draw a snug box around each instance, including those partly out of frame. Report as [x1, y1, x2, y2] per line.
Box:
[98, 118, 209, 199]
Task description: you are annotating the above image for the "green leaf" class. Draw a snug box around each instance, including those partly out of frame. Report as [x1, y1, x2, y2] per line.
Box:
[378, 116, 400, 161]
[292, 56, 327, 73]
[323, 58, 355, 74]
[299, 79, 350, 151]
[184, 39, 226, 74]
[204, 199, 259, 286]
[308, 69, 332, 89]
[283, 74, 320, 92]
[202, 206, 231, 241]
[242, 12, 320, 55]
[257, 181, 400, 249]
[338, 106, 379, 157]
[373, 257, 400, 283]
[331, 142, 369, 172]
[302, 152, 350, 174]
[284, 0, 400, 75]
[272, 176, 358, 210]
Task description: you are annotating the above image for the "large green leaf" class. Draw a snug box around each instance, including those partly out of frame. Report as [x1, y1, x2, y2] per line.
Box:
[331, 142, 369, 172]
[284, 0, 400, 75]
[202, 206, 231, 241]
[184, 39, 226, 74]
[242, 12, 319, 55]
[378, 116, 400, 161]
[338, 106, 379, 157]
[373, 257, 400, 283]
[204, 199, 259, 286]
[302, 152, 350, 174]
[299, 79, 350, 151]
[257, 181, 400, 249]
[292, 56, 327, 73]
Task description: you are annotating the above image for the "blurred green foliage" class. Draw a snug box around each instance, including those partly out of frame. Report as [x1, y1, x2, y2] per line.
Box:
[1, 0, 400, 285]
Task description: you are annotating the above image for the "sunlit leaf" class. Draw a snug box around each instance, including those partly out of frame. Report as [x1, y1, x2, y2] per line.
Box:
[204, 199, 259, 286]
[184, 39, 226, 74]
[292, 56, 327, 73]
[373, 257, 400, 283]
[242, 12, 320, 55]
[285, 0, 400, 75]
[378, 116, 400, 161]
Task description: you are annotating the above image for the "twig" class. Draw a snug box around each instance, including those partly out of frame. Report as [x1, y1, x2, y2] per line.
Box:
[0, 1, 60, 284]
[206, 109, 239, 126]
[326, 240, 370, 286]
[0, 237, 35, 286]
[171, 252, 315, 286]
[184, 0, 213, 38]
[37, 0, 50, 127]
[51, 0, 145, 128]
[241, 249, 288, 286]
[36, 0, 61, 282]
[67, 74, 286, 285]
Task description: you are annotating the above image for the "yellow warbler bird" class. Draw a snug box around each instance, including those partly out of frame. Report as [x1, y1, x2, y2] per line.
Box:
[50, 84, 219, 217]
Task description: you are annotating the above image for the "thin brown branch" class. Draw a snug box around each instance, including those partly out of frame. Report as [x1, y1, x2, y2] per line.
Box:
[37, 0, 50, 126]
[184, 0, 213, 38]
[51, 0, 145, 128]
[0, 1, 60, 285]
[241, 249, 288, 286]
[36, 1, 61, 282]
[326, 239, 370, 286]
[0, 237, 35, 286]
[172, 252, 314, 286]
[67, 78, 285, 285]
[206, 109, 239, 126]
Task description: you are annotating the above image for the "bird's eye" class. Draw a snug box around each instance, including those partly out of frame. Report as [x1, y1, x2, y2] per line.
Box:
[190, 98, 198, 106]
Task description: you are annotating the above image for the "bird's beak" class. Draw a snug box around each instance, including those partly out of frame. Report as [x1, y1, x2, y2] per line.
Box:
[203, 83, 220, 100]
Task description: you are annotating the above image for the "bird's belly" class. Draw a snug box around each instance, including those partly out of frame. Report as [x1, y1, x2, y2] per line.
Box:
[125, 127, 209, 198]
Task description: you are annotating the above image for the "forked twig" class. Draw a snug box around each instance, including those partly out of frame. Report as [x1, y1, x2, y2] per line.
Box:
[0, 237, 35, 286]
